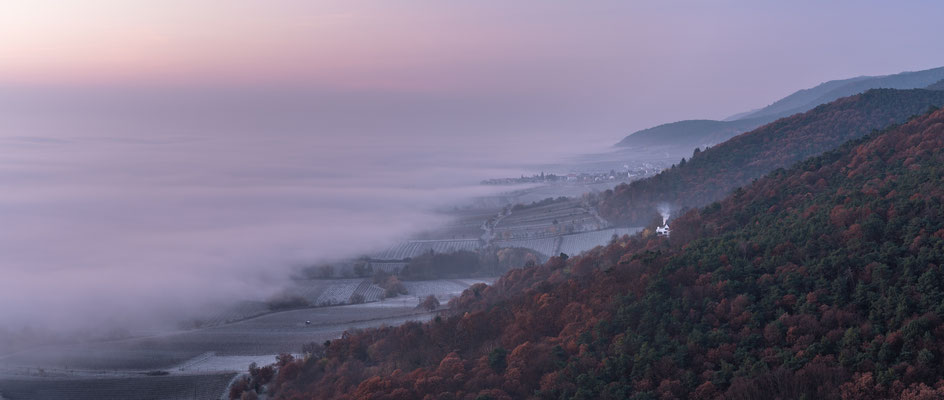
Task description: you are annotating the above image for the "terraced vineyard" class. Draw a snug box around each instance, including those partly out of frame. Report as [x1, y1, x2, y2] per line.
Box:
[402, 279, 493, 301]
[195, 279, 385, 326]
[490, 228, 641, 259]
[493, 199, 603, 240]
[367, 261, 407, 274]
[314, 279, 363, 306]
[351, 280, 386, 303]
[364, 197, 639, 265]
[492, 237, 560, 258]
[411, 207, 497, 240]
[372, 239, 482, 260]
[557, 227, 641, 256]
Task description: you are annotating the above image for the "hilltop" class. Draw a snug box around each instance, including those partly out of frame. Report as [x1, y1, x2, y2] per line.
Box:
[617, 66, 944, 152]
[601, 89, 944, 226]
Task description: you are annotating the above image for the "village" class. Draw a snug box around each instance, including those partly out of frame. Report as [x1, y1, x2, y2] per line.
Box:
[480, 161, 667, 186]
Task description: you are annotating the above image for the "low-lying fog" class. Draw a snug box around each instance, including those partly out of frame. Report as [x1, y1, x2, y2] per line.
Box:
[0, 87, 618, 341]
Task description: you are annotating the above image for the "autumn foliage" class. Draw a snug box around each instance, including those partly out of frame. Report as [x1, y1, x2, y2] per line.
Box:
[235, 106, 944, 399]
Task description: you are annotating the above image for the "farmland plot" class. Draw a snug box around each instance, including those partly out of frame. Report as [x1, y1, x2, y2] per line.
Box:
[493, 200, 604, 239]
[174, 354, 281, 373]
[368, 261, 407, 274]
[493, 237, 559, 258]
[0, 373, 235, 400]
[402, 280, 470, 300]
[314, 279, 363, 306]
[1, 305, 430, 372]
[197, 300, 271, 326]
[0, 275, 497, 399]
[558, 227, 642, 256]
[412, 208, 497, 240]
[359, 278, 497, 308]
[372, 239, 481, 260]
[351, 280, 386, 303]
[405, 278, 496, 301]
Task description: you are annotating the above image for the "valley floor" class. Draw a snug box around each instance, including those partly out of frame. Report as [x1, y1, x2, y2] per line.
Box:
[0, 282, 474, 400]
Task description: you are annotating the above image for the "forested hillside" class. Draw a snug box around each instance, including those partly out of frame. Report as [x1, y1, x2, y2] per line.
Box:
[736, 66, 944, 122]
[233, 107, 944, 398]
[599, 89, 944, 226]
[928, 80, 944, 91]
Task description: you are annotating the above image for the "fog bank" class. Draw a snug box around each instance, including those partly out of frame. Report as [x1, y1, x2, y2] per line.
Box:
[0, 88, 609, 337]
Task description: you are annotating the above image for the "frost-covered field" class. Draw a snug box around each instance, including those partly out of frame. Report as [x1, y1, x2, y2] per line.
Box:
[491, 228, 641, 259]
[493, 199, 602, 239]
[404, 278, 494, 300]
[0, 276, 493, 399]
[313, 279, 364, 306]
[175, 354, 285, 373]
[338, 278, 496, 309]
[493, 237, 559, 258]
[197, 301, 272, 327]
[0, 304, 434, 399]
[372, 239, 482, 260]
[558, 227, 642, 256]
[0, 279, 486, 376]
[0, 373, 235, 400]
[192, 278, 396, 326]
[412, 207, 498, 240]
[369, 261, 407, 274]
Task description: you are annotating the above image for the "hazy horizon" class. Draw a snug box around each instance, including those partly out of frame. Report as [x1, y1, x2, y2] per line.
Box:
[3, 0, 944, 337]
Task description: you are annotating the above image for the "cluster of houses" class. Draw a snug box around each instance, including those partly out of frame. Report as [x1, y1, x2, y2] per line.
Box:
[481, 163, 667, 186]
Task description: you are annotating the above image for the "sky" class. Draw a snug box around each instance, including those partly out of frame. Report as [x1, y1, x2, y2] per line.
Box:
[3, 1, 944, 127]
[2, 0, 944, 337]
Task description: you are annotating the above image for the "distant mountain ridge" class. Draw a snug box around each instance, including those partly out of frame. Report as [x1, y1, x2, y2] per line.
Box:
[603, 88, 944, 226]
[616, 66, 944, 151]
[725, 75, 873, 122]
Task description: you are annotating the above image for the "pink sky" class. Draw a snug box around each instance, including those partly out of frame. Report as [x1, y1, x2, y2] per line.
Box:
[4, 1, 943, 125]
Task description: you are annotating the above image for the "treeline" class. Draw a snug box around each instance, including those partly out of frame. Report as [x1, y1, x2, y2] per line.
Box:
[232, 106, 944, 399]
[598, 89, 944, 226]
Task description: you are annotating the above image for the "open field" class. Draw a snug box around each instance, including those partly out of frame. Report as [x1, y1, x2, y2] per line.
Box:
[491, 228, 641, 259]
[493, 199, 604, 239]
[193, 278, 405, 326]
[0, 373, 235, 400]
[558, 227, 642, 257]
[0, 276, 495, 399]
[368, 261, 407, 274]
[0, 305, 429, 372]
[402, 278, 495, 301]
[312, 279, 363, 306]
[372, 239, 483, 260]
[493, 237, 560, 258]
[411, 207, 499, 240]
[0, 306, 434, 399]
